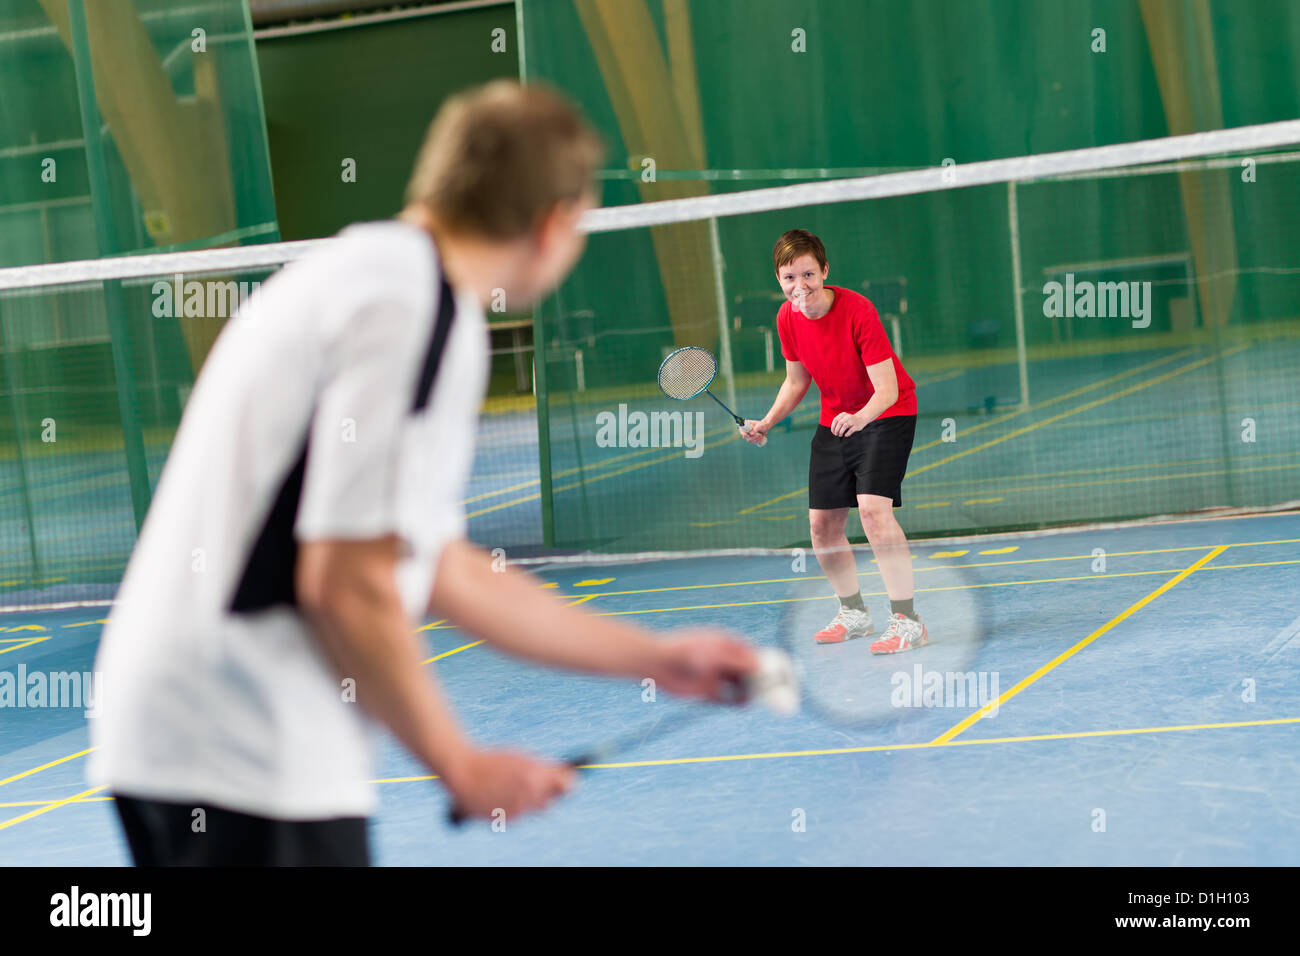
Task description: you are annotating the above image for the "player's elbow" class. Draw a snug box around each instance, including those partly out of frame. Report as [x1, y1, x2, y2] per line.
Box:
[425, 539, 489, 621]
[296, 538, 401, 621]
[296, 545, 336, 617]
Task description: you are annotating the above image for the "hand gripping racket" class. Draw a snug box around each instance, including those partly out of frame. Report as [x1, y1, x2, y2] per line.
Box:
[657, 346, 767, 446]
[447, 648, 798, 825]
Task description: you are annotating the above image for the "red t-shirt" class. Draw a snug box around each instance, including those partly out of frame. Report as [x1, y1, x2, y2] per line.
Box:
[776, 285, 917, 426]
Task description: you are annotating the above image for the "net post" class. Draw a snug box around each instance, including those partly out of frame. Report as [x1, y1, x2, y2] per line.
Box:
[68, 0, 153, 530]
[532, 300, 555, 548]
[707, 217, 737, 414]
[0, 311, 44, 583]
[1008, 179, 1030, 411]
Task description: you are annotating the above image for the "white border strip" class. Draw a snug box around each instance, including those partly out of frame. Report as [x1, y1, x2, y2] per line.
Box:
[500, 502, 1300, 568]
[254, 0, 511, 39]
[3, 503, 1297, 612]
[0, 240, 325, 291]
[4, 119, 1299, 292]
[580, 119, 1300, 232]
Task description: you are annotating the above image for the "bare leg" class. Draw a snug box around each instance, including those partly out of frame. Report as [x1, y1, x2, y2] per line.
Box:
[856, 494, 914, 602]
[808, 508, 859, 597]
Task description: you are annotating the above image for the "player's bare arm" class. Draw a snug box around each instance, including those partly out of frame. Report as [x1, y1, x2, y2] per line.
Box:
[428, 538, 759, 701]
[743, 359, 812, 445]
[297, 537, 578, 819]
[830, 359, 899, 437]
[296, 538, 478, 775]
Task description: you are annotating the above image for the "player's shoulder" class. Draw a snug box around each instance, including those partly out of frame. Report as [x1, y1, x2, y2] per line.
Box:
[256, 220, 439, 343]
[833, 286, 881, 322]
[831, 285, 874, 310]
[323, 220, 436, 297]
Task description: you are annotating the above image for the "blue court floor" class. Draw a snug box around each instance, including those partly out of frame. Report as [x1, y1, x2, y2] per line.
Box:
[2, 509, 1297, 865]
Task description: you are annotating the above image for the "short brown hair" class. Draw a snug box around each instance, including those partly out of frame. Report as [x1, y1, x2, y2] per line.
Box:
[405, 81, 605, 240]
[773, 229, 828, 273]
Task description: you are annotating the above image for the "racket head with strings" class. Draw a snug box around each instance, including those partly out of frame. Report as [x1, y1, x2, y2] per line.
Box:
[773, 542, 990, 733]
[657, 345, 718, 400]
[657, 346, 768, 446]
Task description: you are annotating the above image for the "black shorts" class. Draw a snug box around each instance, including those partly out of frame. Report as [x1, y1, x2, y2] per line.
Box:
[808, 414, 916, 510]
[113, 793, 370, 866]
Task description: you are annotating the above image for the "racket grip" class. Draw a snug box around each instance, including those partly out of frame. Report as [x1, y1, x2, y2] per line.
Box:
[739, 422, 768, 447]
[447, 754, 591, 826]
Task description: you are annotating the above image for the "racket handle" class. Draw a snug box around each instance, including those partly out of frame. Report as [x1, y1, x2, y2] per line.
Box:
[447, 673, 773, 826]
[448, 753, 592, 826]
[739, 421, 768, 447]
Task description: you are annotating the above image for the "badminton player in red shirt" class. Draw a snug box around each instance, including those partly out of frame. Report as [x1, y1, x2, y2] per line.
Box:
[742, 229, 926, 653]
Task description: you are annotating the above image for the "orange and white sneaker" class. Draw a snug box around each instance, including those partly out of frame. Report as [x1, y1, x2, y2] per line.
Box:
[813, 605, 873, 644]
[869, 613, 929, 654]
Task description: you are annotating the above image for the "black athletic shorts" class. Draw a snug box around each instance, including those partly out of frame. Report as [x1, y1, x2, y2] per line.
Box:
[113, 793, 370, 866]
[808, 414, 917, 510]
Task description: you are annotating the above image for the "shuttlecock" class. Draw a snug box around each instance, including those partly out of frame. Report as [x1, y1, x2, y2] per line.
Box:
[752, 647, 800, 716]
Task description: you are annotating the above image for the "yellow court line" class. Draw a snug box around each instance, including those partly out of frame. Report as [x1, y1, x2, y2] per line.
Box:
[737, 484, 807, 515]
[536, 537, 1300, 601]
[588, 563, 1243, 616]
[740, 346, 1201, 514]
[908, 347, 1197, 455]
[9, 715, 1300, 809]
[419, 595, 596, 654]
[0, 748, 96, 788]
[907, 346, 1247, 479]
[913, 367, 970, 388]
[547, 398, 833, 485]
[0, 637, 51, 655]
[465, 492, 541, 518]
[572, 714, 1300, 769]
[462, 477, 543, 504]
[741, 459, 1300, 519]
[0, 598, 597, 807]
[367, 715, 1300, 775]
[0, 785, 104, 831]
[473, 374, 909, 520]
[466, 398, 817, 514]
[745, 355, 1260, 517]
[1049, 397, 1300, 430]
[1210, 559, 1300, 571]
[0, 796, 115, 809]
[904, 447, 1300, 492]
[0, 547, 1285, 825]
[930, 545, 1228, 745]
[911, 459, 1300, 501]
[904, 348, 1196, 460]
[422, 640, 484, 664]
[436, 560, 1287, 624]
[463, 416, 752, 506]
[467, 432, 743, 517]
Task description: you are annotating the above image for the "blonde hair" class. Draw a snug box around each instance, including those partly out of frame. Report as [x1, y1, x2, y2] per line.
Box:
[405, 80, 605, 240]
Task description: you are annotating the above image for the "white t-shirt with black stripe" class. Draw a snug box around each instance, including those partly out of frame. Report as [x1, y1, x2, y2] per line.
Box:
[88, 221, 488, 820]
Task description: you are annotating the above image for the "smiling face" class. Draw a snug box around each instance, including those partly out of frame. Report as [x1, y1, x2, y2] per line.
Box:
[776, 253, 830, 313]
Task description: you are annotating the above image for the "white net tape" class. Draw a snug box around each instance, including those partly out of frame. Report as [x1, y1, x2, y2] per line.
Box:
[3, 118, 1299, 292]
